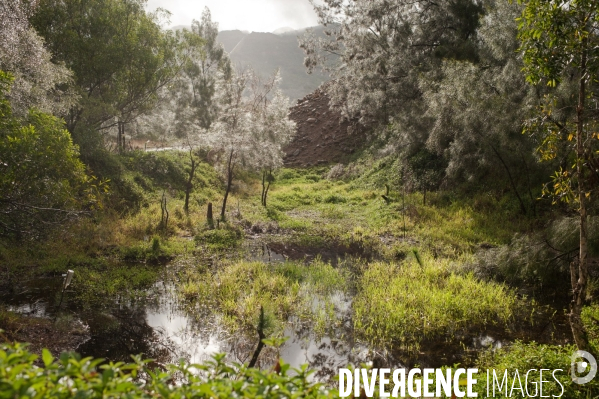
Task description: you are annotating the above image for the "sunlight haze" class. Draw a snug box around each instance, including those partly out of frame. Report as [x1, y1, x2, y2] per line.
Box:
[145, 0, 319, 32]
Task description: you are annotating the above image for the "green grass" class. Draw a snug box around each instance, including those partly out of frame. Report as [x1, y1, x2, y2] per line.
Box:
[179, 259, 348, 336]
[195, 225, 244, 251]
[352, 253, 519, 352]
[475, 341, 599, 398]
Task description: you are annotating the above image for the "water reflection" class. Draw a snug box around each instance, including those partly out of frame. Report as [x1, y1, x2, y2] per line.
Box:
[0, 243, 377, 380]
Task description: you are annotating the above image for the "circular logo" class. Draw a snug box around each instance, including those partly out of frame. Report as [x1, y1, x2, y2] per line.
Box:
[571, 350, 597, 384]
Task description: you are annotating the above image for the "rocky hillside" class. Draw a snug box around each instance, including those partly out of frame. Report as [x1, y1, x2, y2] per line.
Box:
[284, 86, 363, 167]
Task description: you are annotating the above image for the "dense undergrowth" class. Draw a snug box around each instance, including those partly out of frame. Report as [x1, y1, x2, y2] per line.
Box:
[1, 151, 598, 396]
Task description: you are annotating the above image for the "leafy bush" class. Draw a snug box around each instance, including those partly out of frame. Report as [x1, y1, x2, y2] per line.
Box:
[0, 71, 91, 239]
[472, 216, 599, 292]
[0, 343, 334, 398]
[582, 304, 599, 354]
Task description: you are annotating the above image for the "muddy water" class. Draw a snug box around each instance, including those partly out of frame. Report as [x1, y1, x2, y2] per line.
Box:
[1, 241, 378, 380]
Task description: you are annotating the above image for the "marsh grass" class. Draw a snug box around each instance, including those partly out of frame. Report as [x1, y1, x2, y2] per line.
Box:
[353, 253, 519, 353]
[180, 258, 348, 336]
[474, 341, 599, 398]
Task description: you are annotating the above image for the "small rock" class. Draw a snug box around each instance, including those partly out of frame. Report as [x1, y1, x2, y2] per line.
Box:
[292, 149, 301, 156]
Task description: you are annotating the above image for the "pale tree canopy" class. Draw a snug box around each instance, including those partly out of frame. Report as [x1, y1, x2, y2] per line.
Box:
[206, 67, 295, 218]
[208, 68, 294, 173]
[0, 0, 76, 117]
[300, 0, 483, 126]
[173, 7, 232, 137]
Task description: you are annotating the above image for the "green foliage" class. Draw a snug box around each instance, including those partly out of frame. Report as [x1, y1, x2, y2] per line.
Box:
[323, 194, 347, 204]
[474, 341, 599, 398]
[406, 148, 446, 193]
[517, 0, 599, 203]
[582, 305, 599, 353]
[173, 8, 231, 134]
[31, 0, 180, 142]
[0, 343, 334, 398]
[99, 150, 220, 212]
[473, 216, 599, 291]
[353, 255, 518, 352]
[0, 71, 91, 238]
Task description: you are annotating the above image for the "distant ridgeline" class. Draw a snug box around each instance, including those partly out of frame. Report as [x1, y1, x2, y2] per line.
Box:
[218, 27, 329, 101]
[172, 25, 329, 101]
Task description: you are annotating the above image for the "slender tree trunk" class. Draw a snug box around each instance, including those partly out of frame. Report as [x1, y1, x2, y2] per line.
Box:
[261, 170, 266, 206]
[160, 191, 169, 231]
[221, 149, 234, 220]
[261, 169, 272, 207]
[264, 180, 271, 207]
[489, 144, 527, 215]
[570, 37, 590, 351]
[184, 149, 197, 215]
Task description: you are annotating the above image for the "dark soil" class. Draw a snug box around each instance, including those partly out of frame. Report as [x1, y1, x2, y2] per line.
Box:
[284, 85, 364, 167]
[0, 313, 89, 357]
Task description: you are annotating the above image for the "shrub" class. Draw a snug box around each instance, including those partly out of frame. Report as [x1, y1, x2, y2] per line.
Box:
[471, 216, 599, 293]
[0, 343, 333, 398]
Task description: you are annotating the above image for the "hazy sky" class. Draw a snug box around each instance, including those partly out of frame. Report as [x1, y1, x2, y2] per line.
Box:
[146, 0, 319, 32]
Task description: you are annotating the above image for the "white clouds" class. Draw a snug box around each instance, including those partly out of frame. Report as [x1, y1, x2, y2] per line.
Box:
[146, 0, 319, 32]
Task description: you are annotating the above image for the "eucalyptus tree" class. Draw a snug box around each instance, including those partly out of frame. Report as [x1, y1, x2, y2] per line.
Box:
[0, 0, 75, 116]
[31, 0, 181, 154]
[517, 0, 599, 350]
[207, 69, 295, 219]
[173, 8, 232, 138]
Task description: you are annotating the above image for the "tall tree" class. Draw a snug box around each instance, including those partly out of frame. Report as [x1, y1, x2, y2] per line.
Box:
[423, 0, 548, 212]
[300, 0, 483, 126]
[517, 0, 599, 350]
[31, 0, 180, 152]
[207, 69, 294, 220]
[173, 7, 231, 137]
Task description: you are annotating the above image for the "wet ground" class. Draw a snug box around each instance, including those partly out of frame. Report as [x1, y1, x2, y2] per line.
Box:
[0, 237, 572, 381]
[0, 240, 376, 381]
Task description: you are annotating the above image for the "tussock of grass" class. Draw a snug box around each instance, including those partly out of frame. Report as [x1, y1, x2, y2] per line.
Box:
[180, 259, 348, 334]
[353, 253, 518, 352]
[195, 226, 243, 251]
